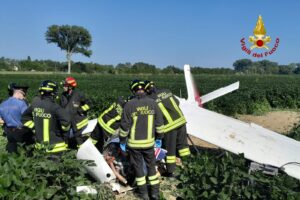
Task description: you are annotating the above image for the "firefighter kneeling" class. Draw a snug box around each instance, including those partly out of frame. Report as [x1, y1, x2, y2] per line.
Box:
[22, 80, 71, 153]
[120, 80, 164, 200]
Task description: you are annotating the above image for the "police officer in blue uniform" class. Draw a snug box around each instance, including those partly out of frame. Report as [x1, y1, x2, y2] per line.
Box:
[0, 85, 34, 153]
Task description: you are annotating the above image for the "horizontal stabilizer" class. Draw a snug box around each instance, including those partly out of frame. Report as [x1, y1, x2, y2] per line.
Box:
[201, 82, 239, 104]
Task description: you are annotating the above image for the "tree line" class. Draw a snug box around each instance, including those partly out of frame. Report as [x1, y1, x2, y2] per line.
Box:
[1, 57, 300, 75]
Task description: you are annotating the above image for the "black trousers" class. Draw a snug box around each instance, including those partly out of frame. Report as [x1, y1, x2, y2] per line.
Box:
[163, 124, 191, 174]
[5, 127, 34, 153]
[128, 147, 159, 198]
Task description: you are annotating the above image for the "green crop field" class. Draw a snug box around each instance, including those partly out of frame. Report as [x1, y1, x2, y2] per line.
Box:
[1, 73, 300, 116]
[0, 74, 300, 199]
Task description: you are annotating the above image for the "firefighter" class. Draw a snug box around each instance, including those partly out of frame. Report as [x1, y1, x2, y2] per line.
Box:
[94, 96, 131, 152]
[0, 85, 33, 153]
[60, 77, 91, 147]
[120, 80, 164, 200]
[22, 80, 70, 153]
[144, 80, 191, 177]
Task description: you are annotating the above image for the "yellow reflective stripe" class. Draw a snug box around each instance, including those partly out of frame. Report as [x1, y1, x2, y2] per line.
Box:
[170, 97, 183, 117]
[24, 120, 34, 129]
[158, 102, 173, 124]
[163, 118, 186, 133]
[148, 174, 158, 181]
[76, 118, 88, 129]
[35, 142, 68, 153]
[98, 117, 115, 134]
[97, 104, 117, 134]
[61, 124, 70, 131]
[47, 142, 68, 153]
[107, 115, 121, 127]
[120, 128, 129, 137]
[81, 104, 90, 111]
[156, 125, 164, 134]
[131, 82, 139, 90]
[179, 148, 191, 157]
[166, 156, 176, 163]
[127, 140, 155, 148]
[130, 116, 137, 140]
[149, 180, 159, 185]
[147, 115, 153, 140]
[43, 119, 49, 142]
[136, 176, 146, 186]
[128, 138, 154, 144]
[40, 87, 53, 91]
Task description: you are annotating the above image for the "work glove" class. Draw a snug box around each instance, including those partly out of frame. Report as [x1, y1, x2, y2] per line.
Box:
[120, 143, 126, 152]
[155, 139, 162, 148]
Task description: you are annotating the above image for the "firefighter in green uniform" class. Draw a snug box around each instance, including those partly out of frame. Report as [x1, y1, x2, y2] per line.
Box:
[22, 80, 71, 153]
[120, 80, 164, 200]
[144, 80, 191, 177]
[60, 77, 91, 147]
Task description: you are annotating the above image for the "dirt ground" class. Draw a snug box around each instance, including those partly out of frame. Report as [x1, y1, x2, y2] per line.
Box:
[189, 111, 300, 148]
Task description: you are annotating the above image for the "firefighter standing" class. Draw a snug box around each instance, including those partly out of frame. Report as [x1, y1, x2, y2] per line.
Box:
[144, 81, 191, 177]
[22, 80, 70, 153]
[120, 80, 164, 200]
[0, 85, 33, 153]
[60, 77, 91, 147]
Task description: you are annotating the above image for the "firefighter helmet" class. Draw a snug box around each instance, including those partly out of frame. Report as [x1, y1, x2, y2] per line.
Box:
[144, 80, 156, 94]
[63, 77, 77, 88]
[39, 80, 58, 96]
[129, 79, 145, 93]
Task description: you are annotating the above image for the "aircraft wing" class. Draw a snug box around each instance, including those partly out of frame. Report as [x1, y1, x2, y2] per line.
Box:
[179, 99, 300, 180]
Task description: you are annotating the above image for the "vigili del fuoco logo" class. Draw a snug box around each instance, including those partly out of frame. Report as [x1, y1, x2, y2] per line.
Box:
[240, 15, 279, 58]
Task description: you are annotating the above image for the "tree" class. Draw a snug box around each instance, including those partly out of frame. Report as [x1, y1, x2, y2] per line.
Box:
[45, 25, 92, 74]
[233, 59, 252, 72]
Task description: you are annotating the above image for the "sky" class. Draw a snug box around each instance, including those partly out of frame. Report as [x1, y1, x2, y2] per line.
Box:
[0, 0, 299, 68]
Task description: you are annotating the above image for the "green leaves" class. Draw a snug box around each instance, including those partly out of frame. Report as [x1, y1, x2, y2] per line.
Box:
[177, 150, 300, 199]
[0, 149, 114, 199]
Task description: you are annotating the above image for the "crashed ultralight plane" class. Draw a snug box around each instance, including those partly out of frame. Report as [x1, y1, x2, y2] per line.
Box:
[78, 64, 300, 186]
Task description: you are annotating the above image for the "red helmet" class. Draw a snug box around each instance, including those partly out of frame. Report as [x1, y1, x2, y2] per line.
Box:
[64, 77, 77, 88]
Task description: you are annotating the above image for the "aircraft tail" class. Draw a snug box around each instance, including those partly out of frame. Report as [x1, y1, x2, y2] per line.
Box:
[184, 64, 202, 106]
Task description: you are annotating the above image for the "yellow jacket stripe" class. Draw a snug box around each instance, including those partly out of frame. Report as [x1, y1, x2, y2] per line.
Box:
[158, 102, 173, 124]
[120, 128, 129, 137]
[130, 116, 138, 141]
[163, 118, 186, 133]
[158, 100, 186, 133]
[76, 118, 88, 129]
[156, 125, 164, 134]
[43, 119, 50, 142]
[24, 120, 34, 129]
[97, 104, 118, 134]
[147, 115, 153, 140]
[81, 104, 90, 111]
[61, 124, 70, 131]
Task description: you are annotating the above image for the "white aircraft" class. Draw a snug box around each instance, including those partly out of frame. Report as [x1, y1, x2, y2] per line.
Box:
[180, 64, 300, 180]
[78, 64, 300, 184]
